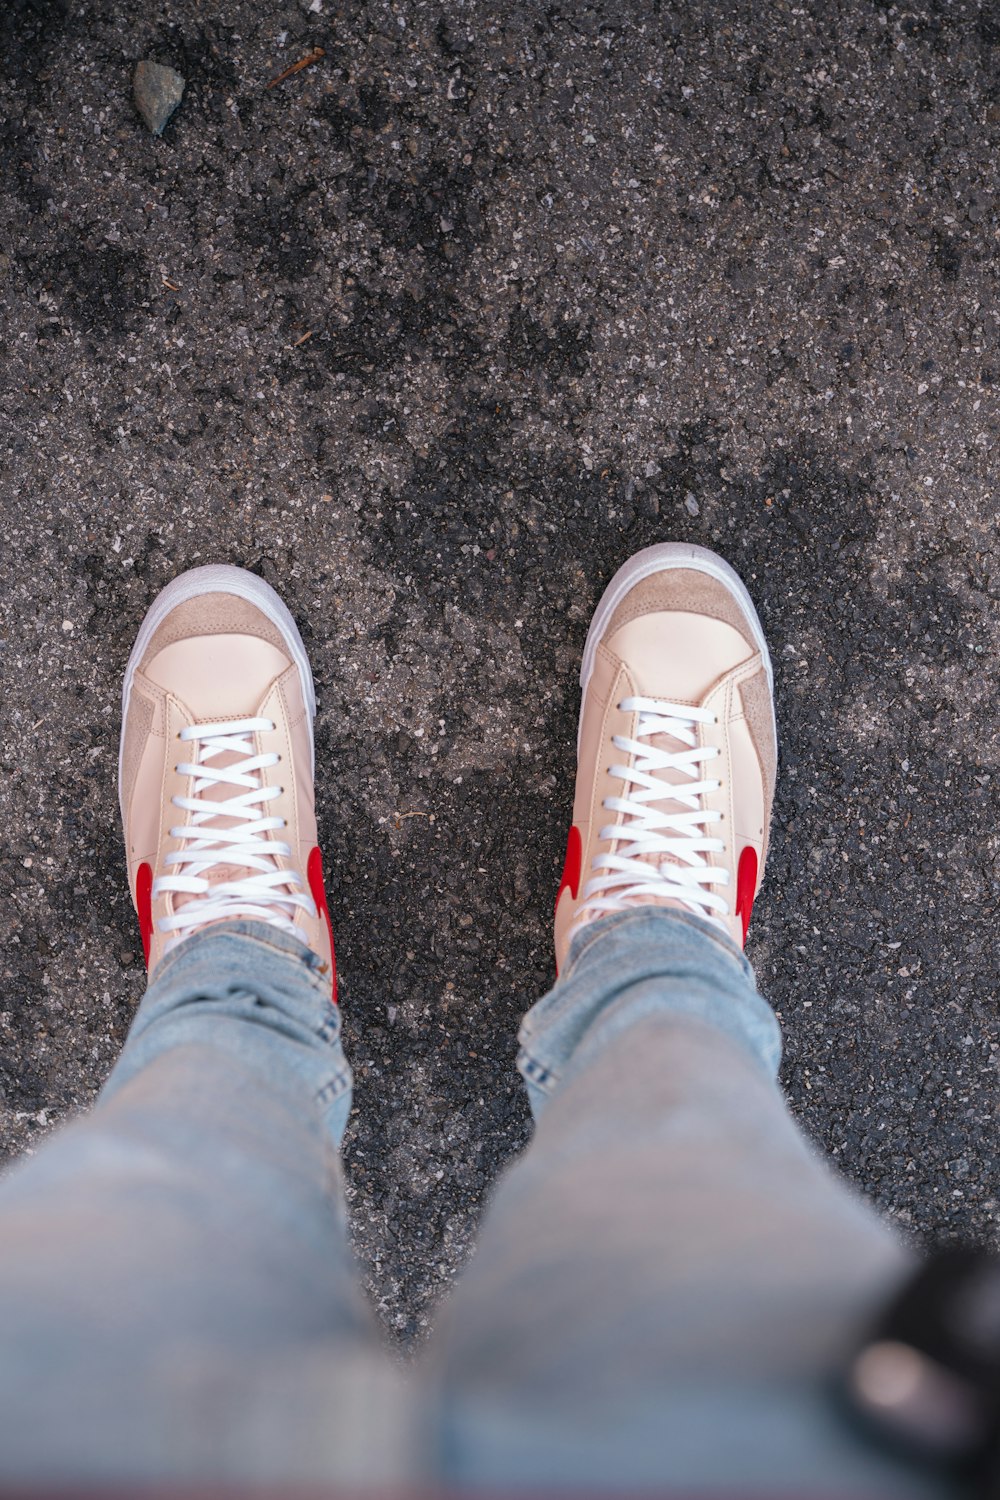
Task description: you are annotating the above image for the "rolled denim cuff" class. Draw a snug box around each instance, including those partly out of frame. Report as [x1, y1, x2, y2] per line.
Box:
[518, 908, 781, 1119]
[101, 921, 353, 1146]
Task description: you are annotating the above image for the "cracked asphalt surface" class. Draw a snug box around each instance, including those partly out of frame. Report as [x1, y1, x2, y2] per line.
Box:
[1, 0, 998, 1342]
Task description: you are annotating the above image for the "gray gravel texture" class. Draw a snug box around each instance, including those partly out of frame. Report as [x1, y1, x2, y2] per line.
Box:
[1, 0, 999, 1343]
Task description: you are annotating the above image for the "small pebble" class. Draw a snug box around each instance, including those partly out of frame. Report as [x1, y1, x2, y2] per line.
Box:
[684, 492, 700, 516]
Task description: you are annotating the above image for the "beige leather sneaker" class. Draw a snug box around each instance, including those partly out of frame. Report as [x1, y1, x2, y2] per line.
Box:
[118, 565, 336, 995]
[554, 542, 777, 972]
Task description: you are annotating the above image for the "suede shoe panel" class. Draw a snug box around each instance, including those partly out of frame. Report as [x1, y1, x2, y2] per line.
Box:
[139, 595, 289, 664]
[603, 569, 759, 651]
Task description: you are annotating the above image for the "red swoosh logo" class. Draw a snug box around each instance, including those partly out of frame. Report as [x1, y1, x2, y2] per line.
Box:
[307, 846, 339, 1004]
[735, 845, 758, 946]
[556, 824, 583, 911]
[136, 862, 154, 967]
[554, 824, 584, 977]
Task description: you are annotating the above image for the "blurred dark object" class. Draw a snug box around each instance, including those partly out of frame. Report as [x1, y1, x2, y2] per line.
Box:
[846, 1246, 1000, 1497]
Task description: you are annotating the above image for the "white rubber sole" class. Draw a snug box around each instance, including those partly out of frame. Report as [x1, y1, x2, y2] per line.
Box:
[578, 541, 775, 750]
[118, 564, 316, 817]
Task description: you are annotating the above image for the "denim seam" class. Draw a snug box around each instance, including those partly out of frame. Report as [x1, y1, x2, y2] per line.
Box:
[517, 1048, 559, 1094]
[315, 1066, 353, 1106]
[316, 1010, 342, 1046]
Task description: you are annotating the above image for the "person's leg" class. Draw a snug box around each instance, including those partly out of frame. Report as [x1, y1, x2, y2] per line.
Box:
[432, 908, 952, 1494]
[0, 566, 415, 1486]
[0, 921, 412, 1485]
[430, 545, 953, 1495]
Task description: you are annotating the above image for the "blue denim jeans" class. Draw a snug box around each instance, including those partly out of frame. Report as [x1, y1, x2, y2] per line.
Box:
[0, 910, 954, 1494]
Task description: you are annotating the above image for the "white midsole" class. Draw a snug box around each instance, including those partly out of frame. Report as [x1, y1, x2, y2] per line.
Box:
[578, 541, 776, 754]
[117, 564, 316, 820]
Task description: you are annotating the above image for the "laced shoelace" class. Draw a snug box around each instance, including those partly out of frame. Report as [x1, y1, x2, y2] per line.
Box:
[578, 695, 731, 927]
[153, 717, 316, 943]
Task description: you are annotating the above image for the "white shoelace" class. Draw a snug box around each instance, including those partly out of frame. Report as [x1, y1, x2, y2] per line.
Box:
[579, 695, 730, 927]
[154, 717, 316, 943]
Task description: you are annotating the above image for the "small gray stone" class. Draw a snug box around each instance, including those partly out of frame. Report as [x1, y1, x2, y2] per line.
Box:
[684, 491, 700, 516]
[133, 60, 185, 136]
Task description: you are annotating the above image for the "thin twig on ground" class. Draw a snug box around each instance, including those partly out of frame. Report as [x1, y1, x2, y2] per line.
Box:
[266, 47, 325, 90]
